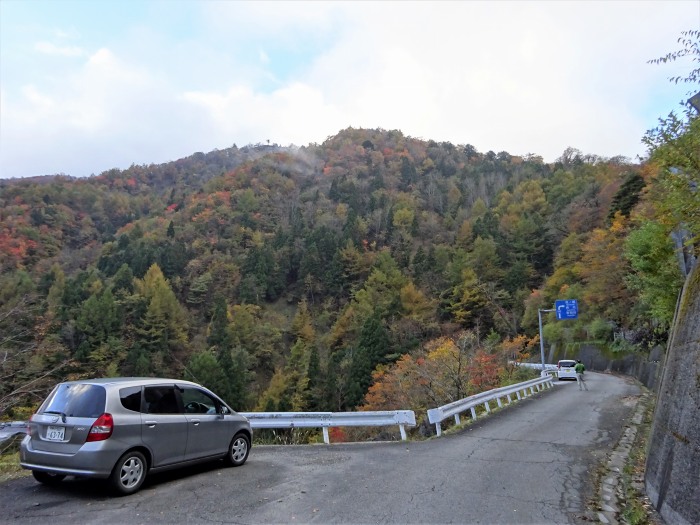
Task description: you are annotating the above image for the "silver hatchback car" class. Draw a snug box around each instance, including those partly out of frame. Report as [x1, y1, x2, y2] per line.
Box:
[20, 377, 252, 495]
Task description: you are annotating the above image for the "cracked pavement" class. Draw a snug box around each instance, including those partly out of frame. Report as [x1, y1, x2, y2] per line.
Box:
[0, 372, 640, 524]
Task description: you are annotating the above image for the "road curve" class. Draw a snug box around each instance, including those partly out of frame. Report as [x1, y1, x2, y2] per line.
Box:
[1, 372, 641, 524]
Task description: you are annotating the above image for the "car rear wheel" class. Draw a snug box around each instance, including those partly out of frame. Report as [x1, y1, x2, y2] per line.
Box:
[225, 433, 250, 467]
[110, 450, 147, 495]
[32, 470, 66, 485]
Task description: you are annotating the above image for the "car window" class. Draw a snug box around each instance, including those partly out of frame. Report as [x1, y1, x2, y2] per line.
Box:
[180, 387, 219, 414]
[144, 386, 180, 414]
[559, 361, 576, 368]
[41, 384, 106, 418]
[120, 386, 143, 412]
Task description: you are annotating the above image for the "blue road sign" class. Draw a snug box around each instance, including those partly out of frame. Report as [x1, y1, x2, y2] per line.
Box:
[555, 299, 578, 320]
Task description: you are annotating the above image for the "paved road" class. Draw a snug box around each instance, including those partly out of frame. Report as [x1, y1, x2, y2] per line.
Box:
[1, 372, 641, 524]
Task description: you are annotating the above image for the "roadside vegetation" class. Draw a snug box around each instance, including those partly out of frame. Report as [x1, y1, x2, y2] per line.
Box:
[0, 436, 27, 483]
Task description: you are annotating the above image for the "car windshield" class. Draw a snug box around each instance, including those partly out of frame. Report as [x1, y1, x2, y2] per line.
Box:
[41, 384, 106, 418]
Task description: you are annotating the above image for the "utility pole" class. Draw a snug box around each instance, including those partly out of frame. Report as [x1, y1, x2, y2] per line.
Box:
[538, 308, 555, 371]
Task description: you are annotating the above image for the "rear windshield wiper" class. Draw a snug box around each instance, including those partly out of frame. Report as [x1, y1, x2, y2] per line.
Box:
[43, 411, 67, 423]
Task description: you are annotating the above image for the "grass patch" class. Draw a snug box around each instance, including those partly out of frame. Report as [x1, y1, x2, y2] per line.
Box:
[0, 452, 26, 483]
[0, 436, 28, 484]
[619, 394, 662, 525]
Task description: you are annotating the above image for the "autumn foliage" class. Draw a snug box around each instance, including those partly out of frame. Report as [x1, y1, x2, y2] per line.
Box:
[361, 331, 528, 417]
[0, 126, 684, 426]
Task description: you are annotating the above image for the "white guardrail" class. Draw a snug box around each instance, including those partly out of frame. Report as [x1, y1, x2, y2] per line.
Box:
[240, 410, 417, 444]
[4, 376, 555, 445]
[426, 374, 554, 436]
[512, 362, 559, 378]
[2, 411, 417, 446]
[0, 421, 29, 445]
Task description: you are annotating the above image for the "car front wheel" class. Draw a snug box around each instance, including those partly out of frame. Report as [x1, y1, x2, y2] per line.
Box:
[110, 450, 147, 495]
[32, 470, 66, 485]
[225, 433, 250, 467]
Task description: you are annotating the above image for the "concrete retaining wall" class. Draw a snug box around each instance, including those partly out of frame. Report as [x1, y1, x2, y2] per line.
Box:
[644, 264, 700, 525]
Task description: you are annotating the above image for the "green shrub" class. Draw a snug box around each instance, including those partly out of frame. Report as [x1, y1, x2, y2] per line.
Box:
[586, 318, 613, 341]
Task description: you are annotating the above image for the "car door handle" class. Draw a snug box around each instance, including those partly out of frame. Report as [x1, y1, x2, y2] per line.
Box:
[190, 419, 200, 426]
[144, 420, 157, 427]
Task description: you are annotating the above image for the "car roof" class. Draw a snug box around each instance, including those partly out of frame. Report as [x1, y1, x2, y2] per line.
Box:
[58, 377, 201, 388]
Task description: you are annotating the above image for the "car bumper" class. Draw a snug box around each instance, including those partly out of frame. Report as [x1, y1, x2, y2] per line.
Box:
[19, 436, 122, 478]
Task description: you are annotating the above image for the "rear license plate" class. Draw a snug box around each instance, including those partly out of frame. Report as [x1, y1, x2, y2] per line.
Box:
[46, 426, 65, 441]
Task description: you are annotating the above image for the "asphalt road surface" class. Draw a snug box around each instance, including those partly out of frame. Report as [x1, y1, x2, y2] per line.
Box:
[1, 372, 641, 524]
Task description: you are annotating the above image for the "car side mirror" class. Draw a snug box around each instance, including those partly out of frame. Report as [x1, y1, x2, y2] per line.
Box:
[220, 406, 231, 415]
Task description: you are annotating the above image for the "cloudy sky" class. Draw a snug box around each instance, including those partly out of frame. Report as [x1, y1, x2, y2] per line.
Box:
[1, 1, 698, 179]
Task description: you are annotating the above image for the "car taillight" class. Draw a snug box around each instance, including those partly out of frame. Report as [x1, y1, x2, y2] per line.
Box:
[86, 413, 113, 442]
[28, 414, 37, 437]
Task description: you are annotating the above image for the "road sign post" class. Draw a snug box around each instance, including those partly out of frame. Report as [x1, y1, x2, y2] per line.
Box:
[538, 308, 554, 371]
[539, 300, 579, 371]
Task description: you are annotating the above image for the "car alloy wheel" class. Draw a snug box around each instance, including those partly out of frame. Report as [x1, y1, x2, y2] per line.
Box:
[226, 433, 250, 467]
[110, 451, 147, 495]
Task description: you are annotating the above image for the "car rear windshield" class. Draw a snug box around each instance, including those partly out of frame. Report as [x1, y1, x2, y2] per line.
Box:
[41, 384, 106, 418]
[559, 361, 576, 368]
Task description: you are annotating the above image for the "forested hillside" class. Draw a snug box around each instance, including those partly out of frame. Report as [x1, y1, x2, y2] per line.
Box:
[1, 125, 695, 424]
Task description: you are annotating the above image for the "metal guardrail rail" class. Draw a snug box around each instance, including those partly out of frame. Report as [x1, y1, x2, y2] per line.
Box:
[241, 410, 417, 444]
[5, 377, 555, 446]
[426, 375, 554, 436]
[0, 421, 28, 445]
[3, 411, 417, 446]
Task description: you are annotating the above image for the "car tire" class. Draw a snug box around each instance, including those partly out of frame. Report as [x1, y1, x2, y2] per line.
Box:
[110, 450, 147, 495]
[224, 433, 250, 467]
[32, 470, 66, 485]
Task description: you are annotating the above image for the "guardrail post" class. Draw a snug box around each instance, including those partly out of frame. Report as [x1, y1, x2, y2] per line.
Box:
[507, 394, 512, 403]
[470, 407, 476, 419]
[516, 391, 522, 400]
[399, 424, 407, 441]
[483, 401, 490, 413]
[435, 422, 442, 436]
[496, 397, 503, 408]
[454, 414, 461, 426]
[323, 427, 330, 444]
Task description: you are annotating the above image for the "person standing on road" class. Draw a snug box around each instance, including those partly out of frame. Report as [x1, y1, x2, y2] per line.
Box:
[575, 360, 588, 391]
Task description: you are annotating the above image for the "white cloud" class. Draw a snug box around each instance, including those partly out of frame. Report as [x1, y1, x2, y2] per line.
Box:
[290, 1, 693, 160]
[181, 81, 345, 147]
[201, 1, 340, 41]
[34, 41, 85, 57]
[0, 1, 696, 178]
